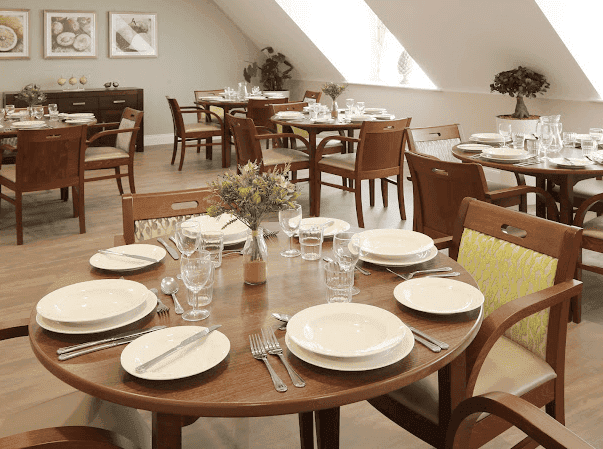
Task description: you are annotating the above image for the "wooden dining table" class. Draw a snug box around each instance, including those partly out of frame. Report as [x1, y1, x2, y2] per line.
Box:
[26, 224, 482, 449]
[452, 144, 603, 224]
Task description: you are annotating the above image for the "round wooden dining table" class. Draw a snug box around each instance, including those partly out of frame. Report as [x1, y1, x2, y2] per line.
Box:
[28, 224, 482, 449]
[452, 144, 603, 224]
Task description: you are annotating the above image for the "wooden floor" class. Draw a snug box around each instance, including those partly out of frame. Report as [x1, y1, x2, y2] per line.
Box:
[1, 143, 602, 448]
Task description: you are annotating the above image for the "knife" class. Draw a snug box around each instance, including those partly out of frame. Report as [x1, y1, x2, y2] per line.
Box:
[407, 325, 449, 350]
[97, 249, 159, 263]
[135, 325, 221, 373]
[57, 325, 167, 355]
[157, 237, 179, 260]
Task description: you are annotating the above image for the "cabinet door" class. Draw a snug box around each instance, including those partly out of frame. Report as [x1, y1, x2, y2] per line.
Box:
[58, 97, 99, 113]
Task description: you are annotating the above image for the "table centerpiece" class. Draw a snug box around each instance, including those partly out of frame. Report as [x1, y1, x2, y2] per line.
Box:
[16, 83, 47, 110]
[207, 162, 299, 285]
[321, 82, 347, 119]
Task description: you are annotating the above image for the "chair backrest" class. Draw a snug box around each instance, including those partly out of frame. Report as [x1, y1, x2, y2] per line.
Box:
[246, 97, 289, 129]
[406, 124, 464, 162]
[115, 107, 143, 153]
[15, 125, 87, 193]
[406, 151, 489, 238]
[269, 102, 308, 115]
[302, 90, 321, 103]
[226, 113, 264, 168]
[193, 89, 224, 102]
[122, 188, 215, 244]
[166, 96, 187, 139]
[354, 117, 412, 175]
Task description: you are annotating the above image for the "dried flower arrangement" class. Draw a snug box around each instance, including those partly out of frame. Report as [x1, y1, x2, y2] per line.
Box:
[16, 83, 47, 107]
[321, 82, 347, 101]
[490, 66, 550, 119]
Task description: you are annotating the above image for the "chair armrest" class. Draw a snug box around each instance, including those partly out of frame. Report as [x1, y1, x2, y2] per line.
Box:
[446, 391, 595, 449]
[229, 108, 247, 117]
[573, 192, 603, 226]
[256, 133, 310, 152]
[433, 236, 453, 250]
[465, 279, 582, 393]
[0, 317, 29, 341]
[486, 185, 560, 222]
[86, 122, 120, 131]
[316, 135, 360, 160]
[87, 127, 140, 146]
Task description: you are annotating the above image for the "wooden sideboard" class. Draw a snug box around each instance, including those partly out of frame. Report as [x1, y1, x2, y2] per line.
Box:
[3, 87, 144, 152]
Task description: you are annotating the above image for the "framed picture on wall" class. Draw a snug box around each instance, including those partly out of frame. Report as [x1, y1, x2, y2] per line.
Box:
[109, 12, 158, 58]
[0, 9, 29, 59]
[43, 10, 96, 59]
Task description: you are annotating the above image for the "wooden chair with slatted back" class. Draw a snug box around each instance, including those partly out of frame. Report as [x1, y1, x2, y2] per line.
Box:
[302, 90, 322, 103]
[446, 392, 595, 449]
[121, 188, 215, 244]
[369, 197, 583, 449]
[406, 152, 560, 241]
[314, 118, 411, 227]
[0, 125, 87, 245]
[166, 97, 223, 170]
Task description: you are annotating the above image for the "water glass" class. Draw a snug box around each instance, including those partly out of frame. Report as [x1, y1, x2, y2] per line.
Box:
[33, 106, 44, 120]
[180, 253, 214, 321]
[48, 103, 59, 121]
[324, 261, 353, 303]
[589, 128, 603, 147]
[562, 132, 576, 148]
[345, 98, 354, 112]
[511, 132, 526, 149]
[279, 204, 302, 257]
[201, 230, 224, 268]
[526, 139, 541, 160]
[5, 105, 15, 120]
[299, 223, 323, 261]
[582, 137, 597, 158]
[174, 221, 201, 256]
[356, 101, 365, 115]
[187, 260, 214, 307]
[309, 103, 320, 120]
[333, 231, 361, 295]
[498, 123, 512, 147]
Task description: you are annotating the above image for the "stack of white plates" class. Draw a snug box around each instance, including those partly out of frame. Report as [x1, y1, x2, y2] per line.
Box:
[11, 121, 47, 129]
[275, 111, 304, 119]
[36, 279, 157, 334]
[364, 108, 387, 115]
[186, 213, 249, 245]
[264, 92, 286, 98]
[61, 113, 96, 124]
[393, 278, 484, 314]
[469, 133, 510, 144]
[198, 96, 223, 101]
[356, 229, 437, 267]
[285, 303, 414, 371]
[456, 143, 491, 153]
[480, 147, 531, 163]
[349, 115, 376, 122]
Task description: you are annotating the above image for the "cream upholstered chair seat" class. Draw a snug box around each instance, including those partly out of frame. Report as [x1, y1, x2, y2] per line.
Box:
[387, 336, 556, 424]
[317, 153, 356, 171]
[85, 146, 129, 162]
[582, 215, 603, 239]
[0, 164, 15, 182]
[263, 147, 309, 166]
[184, 121, 221, 133]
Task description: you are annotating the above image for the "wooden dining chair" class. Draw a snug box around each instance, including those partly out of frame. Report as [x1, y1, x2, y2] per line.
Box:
[84, 107, 143, 195]
[244, 97, 289, 134]
[226, 113, 310, 183]
[406, 152, 560, 240]
[314, 118, 412, 227]
[302, 90, 322, 103]
[166, 97, 223, 170]
[369, 197, 583, 449]
[0, 319, 145, 449]
[445, 392, 595, 449]
[194, 89, 225, 124]
[121, 187, 215, 244]
[0, 125, 88, 245]
[406, 124, 527, 211]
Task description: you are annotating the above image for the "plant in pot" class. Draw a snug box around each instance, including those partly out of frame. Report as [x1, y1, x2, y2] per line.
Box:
[490, 66, 550, 135]
[243, 46, 293, 96]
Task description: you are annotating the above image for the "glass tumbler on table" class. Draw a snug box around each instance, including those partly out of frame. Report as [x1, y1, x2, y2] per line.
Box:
[180, 252, 214, 321]
[33, 106, 44, 120]
[332, 231, 361, 295]
[356, 101, 365, 115]
[279, 204, 302, 257]
[562, 132, 576, 148]
[589, 128, 603, 149]
[324, 261, 354, 303]
[48, 103, 59, 121]
[5, 105, 15, 120]
[299, 223, 323, 261]
[511, 132, 525, 149]
[201, 230, 224, 268]
[581, 137, 597, 159]
[498, 123, 512, 147]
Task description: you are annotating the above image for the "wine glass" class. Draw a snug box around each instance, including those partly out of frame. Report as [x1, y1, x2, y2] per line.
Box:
[174, 221, 201, 256]
[180, 252, 214, 321]
[356, 101, 365, 115]
[345, 98, 354, 112]
[333, 231, 361, 295]
[539, 123, 553, 158]
[279, 204, 302, 257]
[5, 105, 15, 120]
[498, 123, 512, 147]
[589, 128, 603, 149]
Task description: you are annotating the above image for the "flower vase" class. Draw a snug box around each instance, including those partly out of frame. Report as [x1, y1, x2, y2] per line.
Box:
[242, 227, 268, 285]
[331, 99, 339, 119]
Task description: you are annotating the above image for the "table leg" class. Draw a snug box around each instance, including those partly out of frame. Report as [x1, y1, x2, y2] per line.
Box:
[558, 177, 575, 224]
[299, 411, 315, 449]
[315, 407, 340, 449]
[222, 121, 231, 168]
[309, 130, 318, 216]
[535, 176, 547, 219]
[152, 412, 183, 449]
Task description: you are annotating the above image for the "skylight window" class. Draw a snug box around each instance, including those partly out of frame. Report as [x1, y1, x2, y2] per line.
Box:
[535, 0, 603, 97]
[274, 0, 436, 89]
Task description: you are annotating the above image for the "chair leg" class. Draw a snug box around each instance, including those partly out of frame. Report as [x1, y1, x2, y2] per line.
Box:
[572, 252, 583, 323]
[315, 171, 322, 217]
[72, 186, 79, 217]
[178, 142, 186, 171]
[171, 137, 178, 165]
[16, 191, 23, 245]
[114, 167, 124, 195]
[369, 180, 375, 207]
[206, 138, 213, 159]
[128, 163, 136, 194]
[76, 185, 86, 234]
[60, 187, 69, 201]
[396, 174, 407, 221]
[197, 139, 202, 153]
[355, 180, 365, 228]
[381, 178, 389, 207]
[298, 412, 314, 449]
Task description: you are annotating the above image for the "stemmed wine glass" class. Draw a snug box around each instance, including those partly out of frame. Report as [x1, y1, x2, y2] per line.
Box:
[180, 252, 214, 321]
[498, 123, 512, 147]
[539, 123, 553, 158]
[332, 231, 361, 295]
[356, 101, 365, 115]
[174, 221, 201, 278]
[279, 203, 302, 257]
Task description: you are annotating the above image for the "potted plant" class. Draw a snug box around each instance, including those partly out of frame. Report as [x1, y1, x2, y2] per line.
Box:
[490, 66, 550, 134]
[243, 47, 293, 96]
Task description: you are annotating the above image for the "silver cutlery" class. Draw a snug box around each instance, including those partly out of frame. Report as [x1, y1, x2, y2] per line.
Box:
[57, 325, 167, 355]
[272, 312, 291, 331]
[407, 325, 449, 350]
[386, 267, 453, 281]
[59, 336, 140, 360]
[250, 333, 287, 392]
[150, 288, 170, 314]
[97, 249, 158, 263]
[262, 327, 305, 387]
[160, 277, 184, 314]
[263, 229, 279, 240]
[413, 334, 441, 352]
[157, 237, 180, 260]
[563, 157, 576, 166]
[222, 249, 244, 256]
[168, 236, 183, 254]
[136, 325, 221, 373]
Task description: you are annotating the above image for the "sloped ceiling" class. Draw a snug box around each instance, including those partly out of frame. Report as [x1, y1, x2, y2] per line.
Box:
[212, 0, 599, 101]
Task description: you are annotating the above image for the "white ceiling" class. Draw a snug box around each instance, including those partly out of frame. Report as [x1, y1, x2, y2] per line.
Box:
[212, 0, 599, 101]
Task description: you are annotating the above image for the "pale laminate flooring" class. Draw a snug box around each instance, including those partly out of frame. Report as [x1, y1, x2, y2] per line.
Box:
[1, 144, 602, 448]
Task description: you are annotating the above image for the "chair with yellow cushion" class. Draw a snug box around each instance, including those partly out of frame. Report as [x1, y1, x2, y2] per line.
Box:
[368, 198, 583, 449]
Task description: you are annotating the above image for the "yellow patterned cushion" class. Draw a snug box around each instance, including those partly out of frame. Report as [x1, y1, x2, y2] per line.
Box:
[457, 228, 557, 359]
[134, 214, 203, 242]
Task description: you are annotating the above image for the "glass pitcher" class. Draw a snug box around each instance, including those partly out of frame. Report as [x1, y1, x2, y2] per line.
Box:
[237, 82, 248, 101]
[537, 116, 563, 155]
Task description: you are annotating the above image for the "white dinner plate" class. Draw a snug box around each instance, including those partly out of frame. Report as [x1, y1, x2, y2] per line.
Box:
[285, 326, 414, 371]
[313, 118, 335, 124]
[36, 289, 158, 334]
[65, 119, 95, 124]
[121, 326, 230, 380]
[356, 229, 434, 260]
[349, 115, 376, 122]
[61, 113, 94, 118]
[286, 303, 407, 358]
[89, 244, 166, 271]
[456, 143, 492, 153]
[374, 114, 395, 121]
[482, 147, 528, 159]
[275, 111, 304, 119]
[360, 245, 438, 267]
[11, 121, 47, 129]
[470, 133, 510, 143]
[37, 279, 150, 325]
[364, 108, 387, 114]
[548, 157, 590, 168]
[295, 217, 350, 238]
[394, 278, 484, 314]
[480, 153, 532, 163]
[197, 96, 223, 101]
[187, 214, 249, 245]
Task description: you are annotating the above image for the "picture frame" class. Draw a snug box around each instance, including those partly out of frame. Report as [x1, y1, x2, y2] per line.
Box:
[43, 10, 96, 59]
[0, 9, 29, 59]
[109, 12, 157, 58]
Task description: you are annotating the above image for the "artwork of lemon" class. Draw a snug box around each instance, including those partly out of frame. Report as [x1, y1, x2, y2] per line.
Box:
[73, 33, 91, 52]
[0, 25, 18, 52]
[69, 76, 78, 86]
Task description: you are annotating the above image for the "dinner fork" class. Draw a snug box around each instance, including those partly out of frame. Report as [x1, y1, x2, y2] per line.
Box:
[263, 229, 279, 240]
[249, 334, 287, 392]
[150, 288, 169, 315]
[386, 267, 453, 280]
[261, 327, 305, 387]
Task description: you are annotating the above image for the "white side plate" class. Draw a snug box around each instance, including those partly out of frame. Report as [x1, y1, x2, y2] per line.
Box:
[394, 278, 484, 314]
[89, 244, 166, 271]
